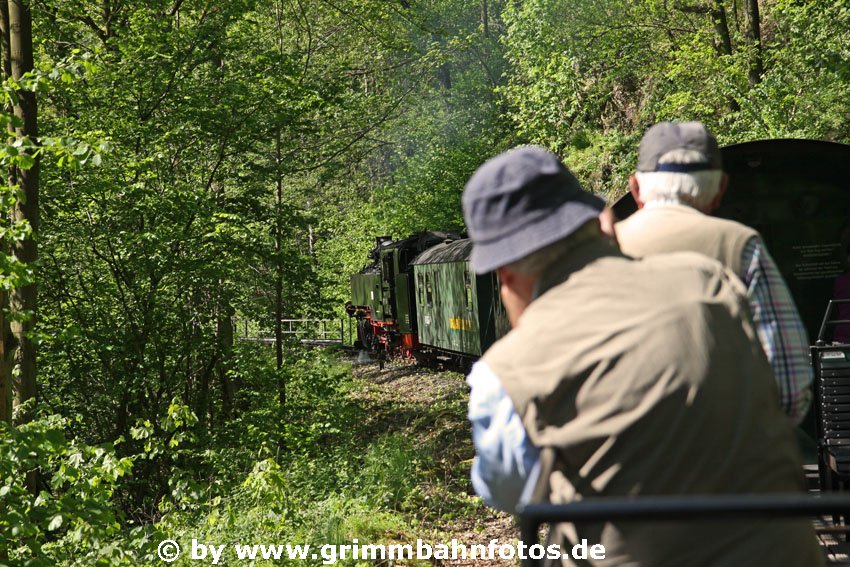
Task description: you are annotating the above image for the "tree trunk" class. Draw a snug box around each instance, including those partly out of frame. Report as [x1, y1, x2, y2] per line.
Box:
[216, 305, 234, 421]
[0, 0, 13, 425]
[711, 0, 733, 57]
[8, 0, 38, 423]
[0, 290, 10, 423]
[102, 0, 113, 41]
[711, 0, 740, 112]
[745, 0, 763, 85]
[437, 62, 452, 91]
[480, 0, 489, 38]
[275, 132, 284, 408]
[196, 349, 210, 434]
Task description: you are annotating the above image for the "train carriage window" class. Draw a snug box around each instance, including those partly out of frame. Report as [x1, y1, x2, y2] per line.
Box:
[432, 272, 439, 306]
[417, 272, 425, 306]
[425, 271, 433, 307]
[464, 270, 473, 311]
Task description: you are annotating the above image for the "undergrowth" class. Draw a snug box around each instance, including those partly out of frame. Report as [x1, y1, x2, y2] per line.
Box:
[2, 346, 478, 566]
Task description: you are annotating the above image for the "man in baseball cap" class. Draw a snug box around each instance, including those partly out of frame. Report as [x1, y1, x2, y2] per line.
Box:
[616, 121, 813, 425]
[464, 145, 821, 566]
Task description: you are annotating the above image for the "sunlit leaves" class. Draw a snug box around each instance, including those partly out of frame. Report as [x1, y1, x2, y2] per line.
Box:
[0, 416, 134, 564]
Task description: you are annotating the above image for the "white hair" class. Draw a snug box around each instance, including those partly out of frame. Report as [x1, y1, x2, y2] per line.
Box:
[634, 149, 723, 210]
[506, 220, 600, 275]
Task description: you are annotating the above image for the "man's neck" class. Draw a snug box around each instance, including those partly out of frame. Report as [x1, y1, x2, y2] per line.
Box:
[532, 237, 622, 299]
[643, 198, 699, 210]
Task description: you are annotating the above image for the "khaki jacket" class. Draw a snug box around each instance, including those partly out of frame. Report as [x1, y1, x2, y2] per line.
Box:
[483, 238, 821, 566]
[615, 204, 757, 276]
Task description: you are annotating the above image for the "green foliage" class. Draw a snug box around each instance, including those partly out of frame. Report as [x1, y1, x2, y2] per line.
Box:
[283, 350, 353, 454]
[11, 0, 850, 565]
[501, 0, 653, 150]
[725, 0, 850, 143]
[561, 130, 638, 201]
[354, 434, 424, 510]
[129, 398, 199, 459]
[0, 416, 135, 566]
[152, 350, 430, 566]
[497, 0, 850, 199]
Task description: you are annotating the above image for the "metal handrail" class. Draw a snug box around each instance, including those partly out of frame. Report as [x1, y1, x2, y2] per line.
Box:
[817, 299, 850, 344]
[518, 493, 850, 567]
[235, 318, 346, 343]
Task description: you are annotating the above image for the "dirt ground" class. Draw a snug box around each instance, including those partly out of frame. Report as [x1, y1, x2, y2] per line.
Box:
[348, 354, 518, 565]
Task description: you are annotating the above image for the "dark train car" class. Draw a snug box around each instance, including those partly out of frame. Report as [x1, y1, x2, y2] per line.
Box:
[411, 239, 510, 357]
[613, 139, 850, 342]
[348, 231, 459, 356]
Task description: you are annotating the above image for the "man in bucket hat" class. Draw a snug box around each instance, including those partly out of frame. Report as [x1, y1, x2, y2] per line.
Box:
[464, 146, 821, 566]
[616, 121, 812, 424]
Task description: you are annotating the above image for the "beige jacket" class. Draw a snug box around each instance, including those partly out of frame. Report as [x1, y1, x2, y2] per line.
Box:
[483, 238, 821, 566]
[615, 203, 757, 276]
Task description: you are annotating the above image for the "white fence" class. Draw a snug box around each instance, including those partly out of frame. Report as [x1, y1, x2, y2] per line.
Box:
[236, 318, 347, 345]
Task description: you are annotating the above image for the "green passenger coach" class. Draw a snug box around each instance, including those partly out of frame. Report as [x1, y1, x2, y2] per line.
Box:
[412, 239, 509, 357]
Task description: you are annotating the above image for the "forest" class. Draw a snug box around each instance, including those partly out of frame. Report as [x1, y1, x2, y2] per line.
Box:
[1, 0, 849, 564]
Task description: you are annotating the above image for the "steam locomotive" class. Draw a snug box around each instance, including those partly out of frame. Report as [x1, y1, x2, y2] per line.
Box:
[347, 232, 509, 363]
[348, 139, 850, 362]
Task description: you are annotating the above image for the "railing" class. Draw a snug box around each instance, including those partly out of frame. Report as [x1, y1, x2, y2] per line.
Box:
[236, 318, 347, 345]
[817, 299, 850, 344]
[518, 493, 850, 567]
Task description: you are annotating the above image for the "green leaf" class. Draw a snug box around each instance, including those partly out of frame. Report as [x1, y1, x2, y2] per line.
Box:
[47, 514, 63, 531]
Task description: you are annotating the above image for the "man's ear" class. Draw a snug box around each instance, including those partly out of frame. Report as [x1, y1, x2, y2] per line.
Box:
[598, 209, 618, 244]
[495, 266, 513, 288]
[628, 175, 645, 209]
[706, 173, 729, 213]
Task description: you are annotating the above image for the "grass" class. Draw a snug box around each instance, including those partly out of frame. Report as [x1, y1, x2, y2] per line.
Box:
[150, 349, 511, 566]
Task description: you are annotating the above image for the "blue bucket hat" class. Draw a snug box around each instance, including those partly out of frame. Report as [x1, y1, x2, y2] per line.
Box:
[462, 146, 605, 274]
